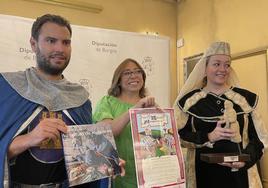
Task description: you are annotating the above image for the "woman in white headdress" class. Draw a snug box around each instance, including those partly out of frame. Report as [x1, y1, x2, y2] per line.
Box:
[174, 42, 268, 188]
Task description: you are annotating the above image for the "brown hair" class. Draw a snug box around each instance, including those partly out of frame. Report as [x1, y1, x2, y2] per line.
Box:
[31, 14, 72, 40]
[108, 58, 146, 97]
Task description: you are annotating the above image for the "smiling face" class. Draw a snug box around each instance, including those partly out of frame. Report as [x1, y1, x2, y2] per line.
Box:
[30, 22, 71, 77]
[205, 54, 231, 88]
[119, 62, 145, 95]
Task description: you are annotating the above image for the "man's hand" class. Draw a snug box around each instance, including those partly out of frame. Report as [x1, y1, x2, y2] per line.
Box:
[27, 118, 67, 147]
[8, 118, 67, 158]
[109, 158, 126, 178]
[118, 158, 126, 177]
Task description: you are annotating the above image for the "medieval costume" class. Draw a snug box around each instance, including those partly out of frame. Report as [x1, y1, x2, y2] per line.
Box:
[174, 42, 268, 188]
[0, 68, 108, 188]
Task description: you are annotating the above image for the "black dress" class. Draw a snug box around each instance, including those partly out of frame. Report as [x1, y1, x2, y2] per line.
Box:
[177, 87, 264, 188]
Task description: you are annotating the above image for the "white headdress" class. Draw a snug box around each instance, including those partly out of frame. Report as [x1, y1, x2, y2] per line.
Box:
[173, 41, 268, 148]
[173, 42, 237, 129]
[178, 41, 239, 100]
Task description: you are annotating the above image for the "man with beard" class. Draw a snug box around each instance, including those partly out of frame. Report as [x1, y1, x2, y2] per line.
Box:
[0, 14, 111, 188]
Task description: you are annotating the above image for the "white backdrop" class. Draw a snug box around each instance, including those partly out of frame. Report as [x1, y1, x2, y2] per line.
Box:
[0, 14, 170, 109]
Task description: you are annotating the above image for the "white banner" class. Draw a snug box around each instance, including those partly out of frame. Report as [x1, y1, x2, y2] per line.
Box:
[0, 14, 170, 109]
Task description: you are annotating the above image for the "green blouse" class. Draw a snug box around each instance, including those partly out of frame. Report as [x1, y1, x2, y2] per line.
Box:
[93, 95, 137, 188]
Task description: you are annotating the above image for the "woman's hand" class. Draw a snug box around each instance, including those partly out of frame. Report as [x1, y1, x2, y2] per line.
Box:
[219, 161, 245, 171]
[134, 96, 155, 108]
[208, 120, 235, 142]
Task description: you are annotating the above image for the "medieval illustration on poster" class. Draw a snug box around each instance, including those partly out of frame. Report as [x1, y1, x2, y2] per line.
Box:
[129, 108, 186, 188]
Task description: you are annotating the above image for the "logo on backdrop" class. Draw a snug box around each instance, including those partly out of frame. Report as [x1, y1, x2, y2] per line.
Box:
[19, 47, 35, 61]
[91, 40, 118, 55]
[79, 78, 93, 100]
[142, 56, 154, 76]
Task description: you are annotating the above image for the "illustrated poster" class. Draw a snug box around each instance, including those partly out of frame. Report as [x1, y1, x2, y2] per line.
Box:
[129, 108, 186, 188]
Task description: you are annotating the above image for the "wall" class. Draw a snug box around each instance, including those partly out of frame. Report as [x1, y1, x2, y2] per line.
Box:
[177, 0, 268, 88]
[0, 0, 178, 105]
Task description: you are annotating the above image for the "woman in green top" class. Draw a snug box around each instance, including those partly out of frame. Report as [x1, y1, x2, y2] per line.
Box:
[93, 58, 156, 188]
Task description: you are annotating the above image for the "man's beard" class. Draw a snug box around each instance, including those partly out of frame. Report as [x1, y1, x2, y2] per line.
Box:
[36, 48, 70, 76]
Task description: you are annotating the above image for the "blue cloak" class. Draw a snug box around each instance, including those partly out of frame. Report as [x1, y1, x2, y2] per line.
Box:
[0, 75, 108, 188]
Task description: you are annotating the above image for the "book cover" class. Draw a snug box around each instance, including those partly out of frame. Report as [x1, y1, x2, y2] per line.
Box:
[61, 123, 120, 187]
[129, 108, 186, 188]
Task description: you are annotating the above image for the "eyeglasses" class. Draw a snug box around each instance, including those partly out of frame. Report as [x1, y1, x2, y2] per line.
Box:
[121, 69, 143, 77]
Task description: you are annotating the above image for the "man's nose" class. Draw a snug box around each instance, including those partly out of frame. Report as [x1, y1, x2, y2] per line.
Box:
[54, 42, 66, 51]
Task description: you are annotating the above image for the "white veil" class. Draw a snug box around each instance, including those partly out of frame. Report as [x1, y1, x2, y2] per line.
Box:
[174, 41, 268, 148]
[177, 41, 239, 100]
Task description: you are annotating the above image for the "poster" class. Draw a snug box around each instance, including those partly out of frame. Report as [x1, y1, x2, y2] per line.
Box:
[62, 123, 120, 187]
[129, 108, 186, 188]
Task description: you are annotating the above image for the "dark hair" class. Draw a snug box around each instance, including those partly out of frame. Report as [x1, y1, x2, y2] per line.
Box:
[31, 14, 72, 40]
[108, 58, 147, 98]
